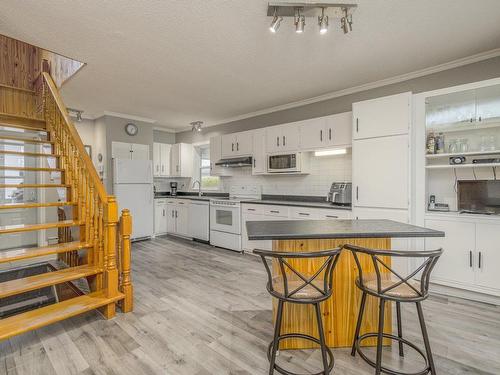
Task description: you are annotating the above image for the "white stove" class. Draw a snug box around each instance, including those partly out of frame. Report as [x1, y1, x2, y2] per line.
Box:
[210, 185, 261, 252]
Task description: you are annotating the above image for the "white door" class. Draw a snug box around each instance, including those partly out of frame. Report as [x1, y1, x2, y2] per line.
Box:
[326, 112, 352, 147]
[170, 144, 180, 176]
[154, 201, 167, 235]
[353, 92, 411, 140]
[475, 223, 500, 290]
[175, 203, 190, 237]
[235, 131, 253, 156]
[221, 134, 236, 157]
[153, 143, 161, 177]
[425, 219, 476, 286]
[252, 129, 267, 175]
[111, 142, 132, 159]
[178, 143, 193, 178]
[131, 143, 150, 160]
[266, 125, 283, 153]
[281, 123, 300, 151]
[299, 118, 326, 150]
[352, 135, 409, 209]
[166, 202, 177, 233]
[160, 143, 171, 176]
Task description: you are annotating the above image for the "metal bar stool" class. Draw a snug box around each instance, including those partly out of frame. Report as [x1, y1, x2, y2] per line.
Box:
[344, 244, 443, 375]
[254, 248, 342, 375]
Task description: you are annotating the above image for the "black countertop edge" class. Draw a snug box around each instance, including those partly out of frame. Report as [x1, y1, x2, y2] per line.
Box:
[247, 231, 444, 241]
[241, 199, 352, 210]
[154, 192, 229, 200]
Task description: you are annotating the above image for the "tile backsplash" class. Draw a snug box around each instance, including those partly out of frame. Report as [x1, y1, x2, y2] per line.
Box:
[154, 153, 352, 197]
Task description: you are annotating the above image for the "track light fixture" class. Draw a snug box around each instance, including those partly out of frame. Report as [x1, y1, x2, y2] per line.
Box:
[266, 2, 356, 35]
[269, 7, 283, 33]
[318, 8, 328, 34]
[294, 8, 305, 33]
[341, 7, 353, 34]
[191, 121, 203, 132]
[68, 108, 83, 122]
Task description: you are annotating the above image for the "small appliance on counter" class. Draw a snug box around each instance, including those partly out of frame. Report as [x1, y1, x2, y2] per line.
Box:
[326, 182, 352, 206]
[170, 182, 178, 196]
[427, 195, 450, 212]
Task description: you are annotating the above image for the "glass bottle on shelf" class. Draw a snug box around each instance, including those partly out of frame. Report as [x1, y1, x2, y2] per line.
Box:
[426, 132, 436, 154]
[448, 139, 458, 154]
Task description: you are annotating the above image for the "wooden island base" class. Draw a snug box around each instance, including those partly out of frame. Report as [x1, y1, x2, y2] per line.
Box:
[273, 237, 392, 350]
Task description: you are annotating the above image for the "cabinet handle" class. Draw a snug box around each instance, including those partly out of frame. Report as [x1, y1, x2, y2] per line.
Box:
[277, 137, 279, 147]
[175, 210, 178, 218]
[326, 215, 338, 218]
[469, 251, 473, 268]
[253, 158, 256, 168]
[356, 118, 359, 132]
[320, 130, 323, 142]
[237, 142, 239, 151]
[299, 213, 310, 216]
[478, 116, 482, 122]
[479, 251, 482, 269]
[270, 210, 280, 213]
[247, 208, 256, 211]
[163, 209, 165, 216]
[356, 186, 359, 201]
[172, 210, 174, 218]
[329, 128, 332, 140]
[232, 143, 234, 152]
[283, 136, 286, 146]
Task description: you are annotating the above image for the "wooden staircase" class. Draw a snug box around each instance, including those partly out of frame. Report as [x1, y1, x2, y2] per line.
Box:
[0, 68, 133, 339]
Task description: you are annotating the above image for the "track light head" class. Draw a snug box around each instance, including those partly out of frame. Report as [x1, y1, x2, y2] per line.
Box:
[318, 8, 328, 34]
[341, 8, 353, 34]
[191, 121, 203, 132]
[269, 15, 283, 33]
[295, 8, 305, 33]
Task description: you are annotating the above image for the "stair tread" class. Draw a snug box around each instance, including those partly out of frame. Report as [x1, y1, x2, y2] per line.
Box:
[0, 166, 63, 172]
[0, 183, 69, 188]
[0, 241, 91, 264]
[0, 112, 46, 130]
[0, 291, 124, 341]
[0, 264, 102, 299]
[0, 150, 58, 157]
[0, 201, 77, 209]
[0, 220, 80, 234]
[0, 135, 53, 144]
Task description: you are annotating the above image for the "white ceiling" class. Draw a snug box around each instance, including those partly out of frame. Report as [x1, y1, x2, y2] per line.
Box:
[1, 0, 500, 130]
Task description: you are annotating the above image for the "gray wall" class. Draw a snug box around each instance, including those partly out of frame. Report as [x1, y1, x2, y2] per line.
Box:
[153, 129, 175, 144]
[176, 56, 500, 144]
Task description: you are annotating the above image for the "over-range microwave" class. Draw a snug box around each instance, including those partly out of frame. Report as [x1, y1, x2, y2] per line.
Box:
[267, 152, 309, 173]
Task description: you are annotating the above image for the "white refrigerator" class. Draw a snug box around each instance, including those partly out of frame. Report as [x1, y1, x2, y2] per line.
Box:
[113, 158, 154, 240]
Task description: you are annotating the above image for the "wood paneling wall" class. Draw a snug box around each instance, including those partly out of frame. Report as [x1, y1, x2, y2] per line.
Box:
[41, 50, 85, 87]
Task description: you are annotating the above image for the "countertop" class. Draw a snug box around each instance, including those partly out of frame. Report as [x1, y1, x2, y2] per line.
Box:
[241, 199, 351, 210]
[246, 219, 445, 240]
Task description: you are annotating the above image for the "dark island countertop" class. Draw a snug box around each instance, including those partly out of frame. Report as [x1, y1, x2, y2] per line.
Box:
[246, 219, 445, 240]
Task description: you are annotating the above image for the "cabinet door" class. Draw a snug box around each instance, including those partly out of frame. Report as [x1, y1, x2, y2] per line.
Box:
[241, 213, 273, 251]
[175, 203, 190, 237]
[281, 123, 300, 151]
[221, 134, 236, 157]
[252, 129, 267, 174]
[111, 142, 132, 159]
[325, 112, 352, 147]
[178, 143, 193, 178]
[353, 92, 411, 139]
[154, 202, 168, 235]
[170, 144, 180, 176]
[153, 143, 161, 176]
[352, 135, 408, 209]
[131, 143, 150, 160]
[209, 136, 231, 176]
[266, 126, 283, 153]
[475, 223, 500, 290]
[424, 219, 476, 286]
[160, 144, 171, 176]
[299, 118, 327, 150]
[166, 203, 176, 233]
[235, 131, 253, 156]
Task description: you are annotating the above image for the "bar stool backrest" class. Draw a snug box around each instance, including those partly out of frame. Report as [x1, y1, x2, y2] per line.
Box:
[344, 244, 443, 301]
[253, 248, 342, 303]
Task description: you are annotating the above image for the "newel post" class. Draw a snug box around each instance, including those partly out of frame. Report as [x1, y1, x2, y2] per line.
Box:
[102, 195, 119, 319]
[120, 209, 133, 312]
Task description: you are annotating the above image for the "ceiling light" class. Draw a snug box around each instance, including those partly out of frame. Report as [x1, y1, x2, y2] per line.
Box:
[315, 148, 348, 157]
[269, 7, 283, 33]
[318, 8, 329, 34]
[191, 121, 203, 132]
[68, 108, 83, 122]
[295, 8, 305, 33]
[341, 8, 353, 34]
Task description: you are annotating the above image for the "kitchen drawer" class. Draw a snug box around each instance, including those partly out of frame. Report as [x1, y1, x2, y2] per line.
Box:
[242, 204, 265, 215]
[155, 199, 167, 205]
[316, 208, 351, 219]
[262, 205, 289, 218]
[289, 207, 321, 220]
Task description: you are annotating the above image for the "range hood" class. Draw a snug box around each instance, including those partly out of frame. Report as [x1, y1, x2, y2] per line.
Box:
[215, 156, 253, 168]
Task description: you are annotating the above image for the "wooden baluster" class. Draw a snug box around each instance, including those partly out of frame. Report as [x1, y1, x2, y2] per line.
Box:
[119, 209, 133, 312]
[101, 196, 119, 318]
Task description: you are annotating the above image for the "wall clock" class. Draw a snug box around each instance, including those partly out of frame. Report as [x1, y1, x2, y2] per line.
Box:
[125, 123, 138, 136]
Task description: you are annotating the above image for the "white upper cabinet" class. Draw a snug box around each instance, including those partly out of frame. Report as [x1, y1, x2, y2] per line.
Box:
[153, 143, 161, 176]
[170, 143, 193, 178]
[209, 136, 231, 176]
[221, 131, 253, 157]
[132, 143, 150, 160]
[112, 142, 150, 160]
[353, 92, 411, 139]
[266, 123, 300, 153]
[252, 129, 267, 175]
[299, 112, 352, 150]
[153, 143, 171, 177]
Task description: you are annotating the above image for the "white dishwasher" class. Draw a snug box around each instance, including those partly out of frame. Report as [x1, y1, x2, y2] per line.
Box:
[188, 200, 210, 242]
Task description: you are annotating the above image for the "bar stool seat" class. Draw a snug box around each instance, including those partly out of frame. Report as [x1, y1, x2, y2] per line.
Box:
[359, 275, 421, 299]
[272, 275, 326, 299]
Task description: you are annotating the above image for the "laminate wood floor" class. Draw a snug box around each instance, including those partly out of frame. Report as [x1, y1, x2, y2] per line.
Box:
[1, 235, 499, 374]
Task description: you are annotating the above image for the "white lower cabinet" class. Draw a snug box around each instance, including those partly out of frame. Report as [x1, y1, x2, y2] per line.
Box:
[154, 199, 168, 235]
[188, 201, 210, 241]
[166, 199, 191, 237]
[425, 217, 500, 295]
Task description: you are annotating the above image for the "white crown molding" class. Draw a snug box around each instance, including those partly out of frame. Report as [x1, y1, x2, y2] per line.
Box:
[103, 111, 157, 124]
[153, 126, 176, 133]
[182, 47, 500, 132]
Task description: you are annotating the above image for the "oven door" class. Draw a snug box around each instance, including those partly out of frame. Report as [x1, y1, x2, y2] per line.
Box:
[210, 204, 241, 234]
[267, 153, 300, 173]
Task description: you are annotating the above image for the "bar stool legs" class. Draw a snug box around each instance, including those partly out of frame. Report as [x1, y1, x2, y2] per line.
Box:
[314, 303, 330, 375]
[396, 302, 404, 358]
[375, 299, 386, 375]
[269, 300, 284, 375]
[351, 291, 367, 356]
[416, 302, 436, 375]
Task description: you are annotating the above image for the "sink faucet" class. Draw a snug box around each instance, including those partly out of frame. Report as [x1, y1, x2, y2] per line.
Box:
[192, 180, 202, 196]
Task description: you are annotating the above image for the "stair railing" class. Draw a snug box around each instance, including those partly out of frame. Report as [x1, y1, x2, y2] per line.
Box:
[40, 72, 132, 316]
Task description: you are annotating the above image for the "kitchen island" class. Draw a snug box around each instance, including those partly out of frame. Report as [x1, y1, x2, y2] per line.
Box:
[246, 219, 444, 349]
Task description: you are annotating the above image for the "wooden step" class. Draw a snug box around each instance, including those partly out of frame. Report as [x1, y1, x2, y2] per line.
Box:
[0, 265, 102, 299]
[0, 83, 36, 94]
[0, 150, 59, 158]
[0, 220, 80, 235]
[0, 291, 124, 341]
[0, 201, 76, 210]
[0, 241, 91, 264]
[0, 135, 53, 144]
[0, 183, 69, 189]
[0, 166, 63, 172]
[0, 112, 46, 130]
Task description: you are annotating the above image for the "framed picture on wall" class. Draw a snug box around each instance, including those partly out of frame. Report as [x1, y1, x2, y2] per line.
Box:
[84, 145, 92, 159]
